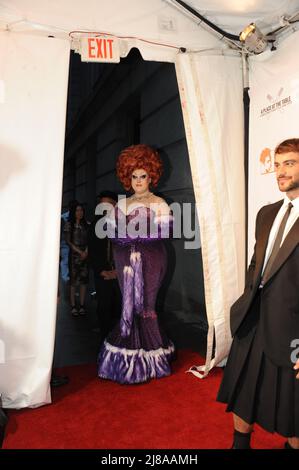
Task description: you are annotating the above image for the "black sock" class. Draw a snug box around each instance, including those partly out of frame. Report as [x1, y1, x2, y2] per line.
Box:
[232, 429, 252, 449]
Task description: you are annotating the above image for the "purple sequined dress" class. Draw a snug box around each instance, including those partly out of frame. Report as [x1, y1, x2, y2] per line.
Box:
[97, 204, 175, 384]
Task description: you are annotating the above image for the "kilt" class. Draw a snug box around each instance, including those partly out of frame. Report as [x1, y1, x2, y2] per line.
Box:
[217, 291, 299, 437]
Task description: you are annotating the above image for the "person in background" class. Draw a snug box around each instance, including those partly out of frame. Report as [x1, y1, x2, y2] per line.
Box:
[64, 203, 89, 316]
[60, 200, 78, 283]
[88, 191, 121, 343]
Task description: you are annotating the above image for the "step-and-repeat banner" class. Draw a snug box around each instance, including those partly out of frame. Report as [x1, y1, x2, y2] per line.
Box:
[248, 31, 299, 261]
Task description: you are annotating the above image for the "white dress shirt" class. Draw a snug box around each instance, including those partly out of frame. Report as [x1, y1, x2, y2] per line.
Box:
[261, 195, 299, 275]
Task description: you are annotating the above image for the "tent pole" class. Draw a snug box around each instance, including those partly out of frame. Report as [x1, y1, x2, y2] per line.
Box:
[242, 50, 250, 269]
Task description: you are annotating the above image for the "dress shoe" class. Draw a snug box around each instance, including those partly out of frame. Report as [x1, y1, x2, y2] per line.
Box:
[79, 305, 86, 315]
[50, 375, 69, 387]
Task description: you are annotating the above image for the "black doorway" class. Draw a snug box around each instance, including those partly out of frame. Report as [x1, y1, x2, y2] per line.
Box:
[54, 48, 207, 367]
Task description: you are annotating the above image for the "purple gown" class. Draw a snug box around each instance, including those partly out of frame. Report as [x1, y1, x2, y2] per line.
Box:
[97, 204, 175, 384]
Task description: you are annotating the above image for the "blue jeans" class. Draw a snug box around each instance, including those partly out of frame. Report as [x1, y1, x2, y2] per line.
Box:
[60, 244, 70, 282]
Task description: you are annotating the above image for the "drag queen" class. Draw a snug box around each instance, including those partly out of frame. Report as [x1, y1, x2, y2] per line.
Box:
[97, 144, 175, 384]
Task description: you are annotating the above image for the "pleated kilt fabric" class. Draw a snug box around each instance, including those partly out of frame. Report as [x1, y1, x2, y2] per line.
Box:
[217, 291, 299, 437]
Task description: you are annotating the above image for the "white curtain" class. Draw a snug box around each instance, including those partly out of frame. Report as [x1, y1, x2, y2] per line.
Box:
[0, 32, 70, 407]
[175, 52, 245, 376]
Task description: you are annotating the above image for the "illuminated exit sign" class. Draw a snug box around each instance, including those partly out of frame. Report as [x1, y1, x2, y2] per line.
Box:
[80, 36, 120, 63]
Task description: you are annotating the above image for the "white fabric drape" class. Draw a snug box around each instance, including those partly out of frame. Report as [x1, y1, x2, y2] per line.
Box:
[0, 32, 70, 408]
[175, 53, 245, 376]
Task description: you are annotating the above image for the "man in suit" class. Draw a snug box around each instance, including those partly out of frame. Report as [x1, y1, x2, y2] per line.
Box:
[217, 138, 299, 449]
[88, 191, 121, 344]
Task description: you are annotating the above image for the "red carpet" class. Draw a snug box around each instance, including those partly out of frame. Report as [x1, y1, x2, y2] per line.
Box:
[3, 350, 285, 449]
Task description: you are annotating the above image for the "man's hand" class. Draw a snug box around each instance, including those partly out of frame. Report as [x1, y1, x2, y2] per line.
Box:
[100, 270, 117, 280]
[100, 270, 108, 279]
[107, 269, 117, 280]
[80, 251, 88, 260]
[294, 359, 299, 379]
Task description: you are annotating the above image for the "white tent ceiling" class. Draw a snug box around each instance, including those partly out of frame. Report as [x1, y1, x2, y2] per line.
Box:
[1, 0, 299, 51]
[186, 0, 299, 32]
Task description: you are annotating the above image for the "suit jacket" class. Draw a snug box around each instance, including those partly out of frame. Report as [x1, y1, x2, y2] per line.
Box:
[231, 199, 299, 367]
[88, 216, 114, 273]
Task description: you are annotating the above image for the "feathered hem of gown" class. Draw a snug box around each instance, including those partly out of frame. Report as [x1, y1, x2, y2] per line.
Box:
[98, 340, 175, 384]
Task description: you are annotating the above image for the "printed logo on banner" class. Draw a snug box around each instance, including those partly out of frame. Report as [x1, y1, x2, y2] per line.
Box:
[260, 87, 292, 117]
[259, 147, 274, 174]
[248, 66, 299, 261]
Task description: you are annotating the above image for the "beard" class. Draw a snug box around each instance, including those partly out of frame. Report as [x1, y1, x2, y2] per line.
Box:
[278, 178, 299, 192]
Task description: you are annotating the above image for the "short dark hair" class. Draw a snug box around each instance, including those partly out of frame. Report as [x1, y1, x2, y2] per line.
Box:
[96, 191, 118, 202]
[275, 138, 299, 155]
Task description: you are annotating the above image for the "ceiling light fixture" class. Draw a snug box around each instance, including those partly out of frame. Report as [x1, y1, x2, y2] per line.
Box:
[239, 23, 268, 54]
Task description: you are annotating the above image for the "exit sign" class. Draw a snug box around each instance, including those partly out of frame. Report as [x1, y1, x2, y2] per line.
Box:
[80, 36, 120, 63]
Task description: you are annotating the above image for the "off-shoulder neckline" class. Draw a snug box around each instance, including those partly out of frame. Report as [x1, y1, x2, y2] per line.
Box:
[116, 205, 156, 217]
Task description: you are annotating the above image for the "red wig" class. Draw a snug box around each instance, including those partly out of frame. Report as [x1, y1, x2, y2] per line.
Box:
[116, 144, 163, 191]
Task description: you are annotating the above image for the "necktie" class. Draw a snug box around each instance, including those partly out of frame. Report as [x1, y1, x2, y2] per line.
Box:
[261, 202, 293, 286]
